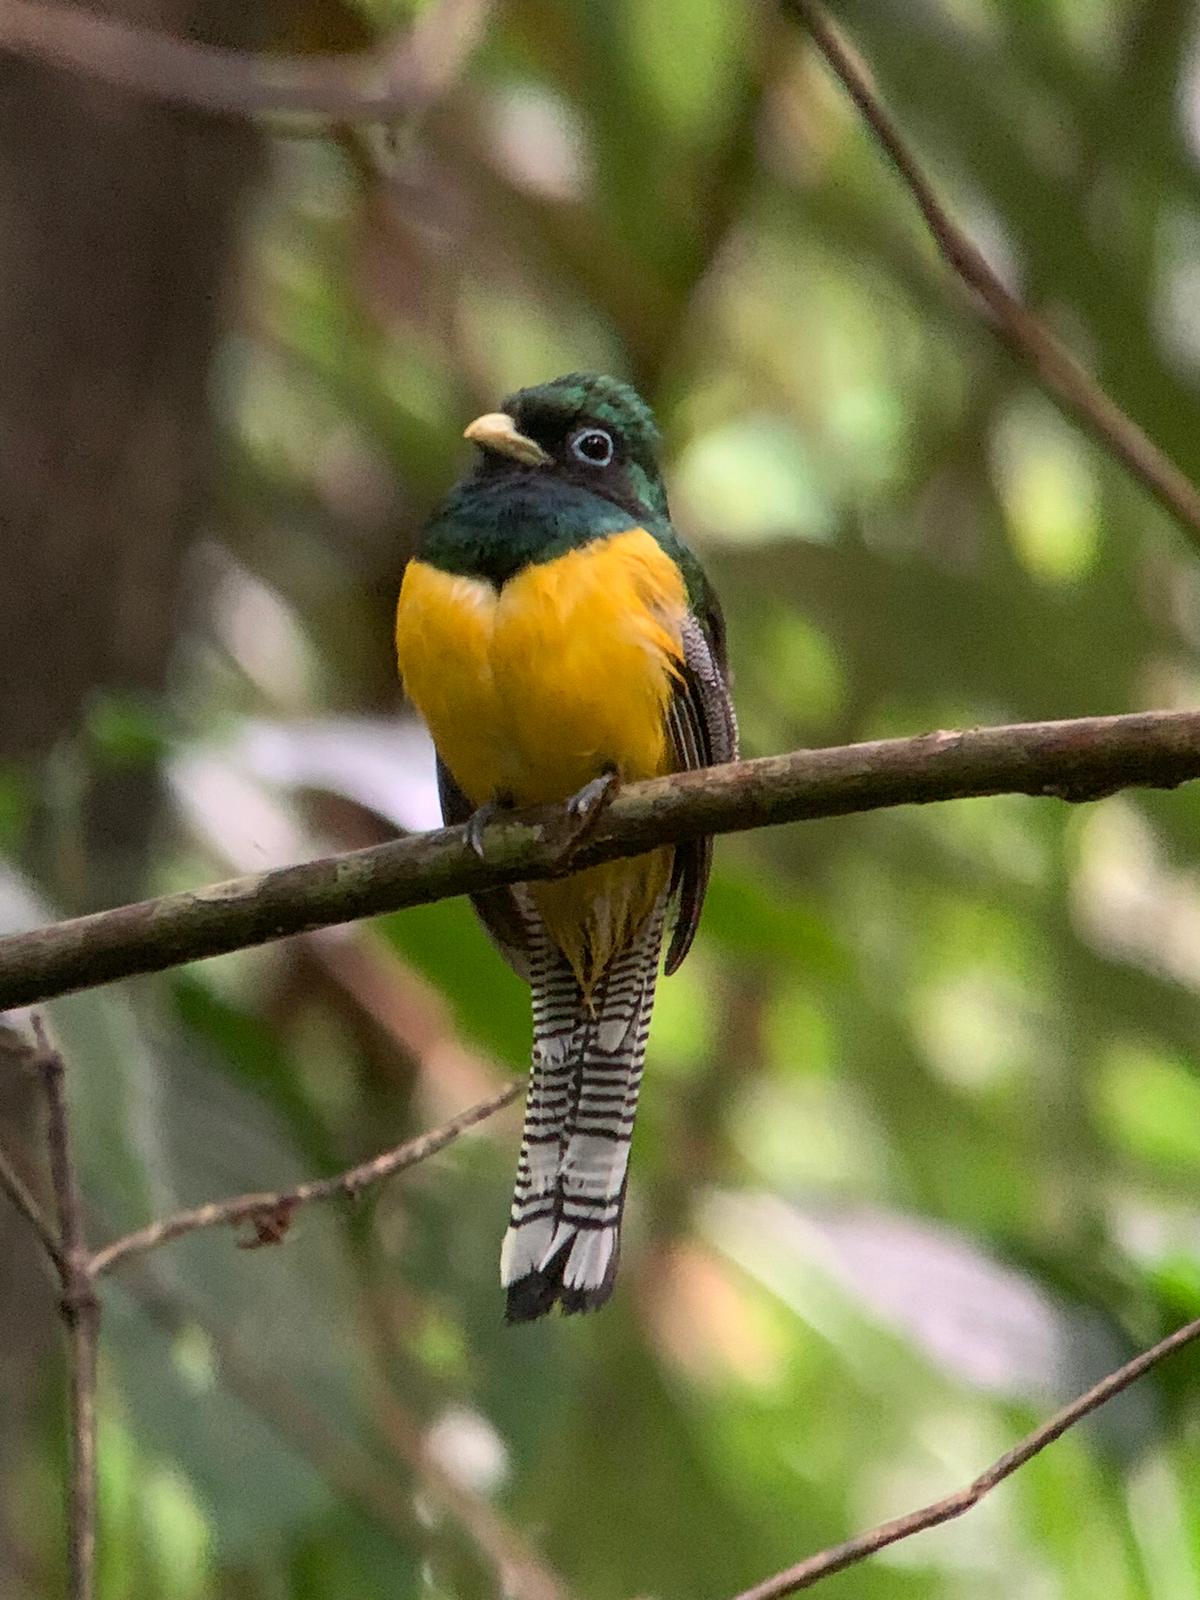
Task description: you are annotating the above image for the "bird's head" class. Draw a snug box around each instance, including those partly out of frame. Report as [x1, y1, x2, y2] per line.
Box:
[462, 372, 668, 521]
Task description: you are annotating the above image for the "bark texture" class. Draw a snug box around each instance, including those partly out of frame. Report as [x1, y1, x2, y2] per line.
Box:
[2, 709, 1199, 1016]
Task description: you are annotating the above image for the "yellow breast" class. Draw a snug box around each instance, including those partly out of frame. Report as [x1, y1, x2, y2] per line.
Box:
[395, 527, 688, 990]
[394, 527, 687, 807]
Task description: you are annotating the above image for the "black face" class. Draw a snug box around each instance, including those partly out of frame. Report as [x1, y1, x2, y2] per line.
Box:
[477, 399, 636, 507]
[428, 376, 675, 584]
[471, 376, 669, 524]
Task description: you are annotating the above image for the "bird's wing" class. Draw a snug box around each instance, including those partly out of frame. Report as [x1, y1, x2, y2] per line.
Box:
[663, 594, 738, 974]
[436, 756, 533, 980]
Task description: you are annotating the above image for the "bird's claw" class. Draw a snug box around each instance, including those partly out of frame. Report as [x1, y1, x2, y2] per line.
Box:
[558, 770, 619, 857]
[466, 777, 615, 864]
[465, 797, 511, 859]
[566, 770, 618, 821]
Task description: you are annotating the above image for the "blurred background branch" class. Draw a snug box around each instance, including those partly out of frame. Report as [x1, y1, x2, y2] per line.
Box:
[11, 995, 1200, 1598]
[734, 1314, 1200, 1597]
[12, 1011, 1200, 1600]
[0, 0, 497, 122]
[0, 1071, 65, 1270]
[89, 1080, 520, 1276]
[0, 1026, 538, 1600]
[114, 1252, 575, 1600]
[1, 1023, 99, 1600]
[784, 0, 1200, 546]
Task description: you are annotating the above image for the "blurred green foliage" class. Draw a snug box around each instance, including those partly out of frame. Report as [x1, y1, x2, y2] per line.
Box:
[9, 0, 1200, 1596]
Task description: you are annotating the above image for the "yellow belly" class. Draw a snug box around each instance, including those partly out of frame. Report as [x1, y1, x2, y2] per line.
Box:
[395, 527, 688, 988]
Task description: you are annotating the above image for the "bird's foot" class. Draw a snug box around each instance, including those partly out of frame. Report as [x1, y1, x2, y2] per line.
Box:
[557, 770, 619, 858]
[465, 793, 513, 859]
[567, 769, 618, 822]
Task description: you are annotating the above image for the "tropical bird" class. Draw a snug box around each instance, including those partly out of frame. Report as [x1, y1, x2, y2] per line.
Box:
[395, 373, 736, 1320]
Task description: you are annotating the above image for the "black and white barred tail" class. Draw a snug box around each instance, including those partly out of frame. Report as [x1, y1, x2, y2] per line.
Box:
[501, 898, 666, 1322]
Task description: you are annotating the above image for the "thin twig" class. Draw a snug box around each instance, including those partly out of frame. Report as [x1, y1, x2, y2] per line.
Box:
[381, 1396, 568, 1600]
[0, 1028, 66, 1269]
[6, 1024, 524, 1596]
[781, 0, 1200, 545]
[0, 0, 496, 123]
[731, 1314, 1200, 1598]
[0, 1135, 65, 1273]
[2, 709, 1200, 1011]
[90, 1081, 521, 1277]
[32, 1018, 99, 1600]
[119, 1256, 573, 1600]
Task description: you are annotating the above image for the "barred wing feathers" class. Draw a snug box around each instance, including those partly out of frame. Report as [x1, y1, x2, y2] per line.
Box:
[664, 604, 738, 973]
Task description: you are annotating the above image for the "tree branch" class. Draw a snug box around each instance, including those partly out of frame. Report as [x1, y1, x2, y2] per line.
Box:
[89, 1081, 520, 1277]
[0, 0, 495, 123]
[731, 1313, 1200, 1597]
[380, 1396, 568, 1600]
[0, 1032, 65, 1272]
[1, 1024, 528, 1599]
[781, 0, 1200, 546]
[28, 1019, 99, 1600]
[0, 1135, 64, 1273]
[1, 710, 1199, 1012]
[116, 1251, 573, 1600]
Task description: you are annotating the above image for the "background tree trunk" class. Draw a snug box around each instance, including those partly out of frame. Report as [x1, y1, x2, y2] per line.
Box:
[0, 5, 270, 1589]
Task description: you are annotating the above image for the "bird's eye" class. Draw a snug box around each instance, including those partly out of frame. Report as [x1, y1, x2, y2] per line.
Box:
[570, 427, 615, 467]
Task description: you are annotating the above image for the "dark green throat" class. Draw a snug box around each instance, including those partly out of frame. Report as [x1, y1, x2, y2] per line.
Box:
[420, 472, 646, 586]
[417, 371, 714, 616]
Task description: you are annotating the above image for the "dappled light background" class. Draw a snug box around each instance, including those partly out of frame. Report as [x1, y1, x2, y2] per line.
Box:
[4, 0, 1200, 1596]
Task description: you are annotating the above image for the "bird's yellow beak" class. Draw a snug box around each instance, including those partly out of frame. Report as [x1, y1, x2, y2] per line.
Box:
[463, 412, 551, 467]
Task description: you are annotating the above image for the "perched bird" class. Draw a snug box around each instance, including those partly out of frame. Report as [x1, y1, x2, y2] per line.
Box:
[395, 373, 736, 1320]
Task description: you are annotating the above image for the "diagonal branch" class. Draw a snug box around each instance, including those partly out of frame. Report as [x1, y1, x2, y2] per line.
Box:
[0, 1028, 66, 1271]
[3, 1029, 526, 1599]
[380, 1396, 568, 1600]
[119, 1254, 572, 1600]
[1, 709, 1200, 1012]
[781, 0, 1200, 546]
[0, 0, 496, 123]
[731, 1313, 1200, 1597]
[0, 1134, 65, 1274]
[89, 1081, 521, 1276]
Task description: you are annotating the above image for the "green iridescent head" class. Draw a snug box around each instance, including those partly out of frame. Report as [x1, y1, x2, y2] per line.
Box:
[463, 372, 669, 523]
[419, 372, 699, 589]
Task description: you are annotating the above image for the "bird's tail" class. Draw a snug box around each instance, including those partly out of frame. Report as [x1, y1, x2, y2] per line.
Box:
[501, 898, 666, 1322]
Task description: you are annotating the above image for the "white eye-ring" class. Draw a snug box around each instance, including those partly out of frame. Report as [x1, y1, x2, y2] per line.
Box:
[570, 427, 615, 467]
